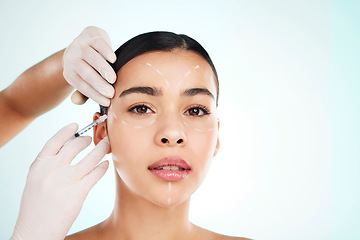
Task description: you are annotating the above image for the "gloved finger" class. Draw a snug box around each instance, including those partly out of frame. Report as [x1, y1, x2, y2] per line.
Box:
[38, 123, 78, 157]
[90, 37, 116, 64]
[58, 136, 92, 165]
[81, 160, 109, 193]
[82, 46, 116, 84]
[76, 60, 115, 98]
[72, 137, 110, 178]
[69, 73, 111, 106]
[71, 90, 89, 105]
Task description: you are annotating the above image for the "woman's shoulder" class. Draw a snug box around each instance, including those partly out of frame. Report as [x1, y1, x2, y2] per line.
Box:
[212, 234, 252, 240]
[203, 231, 251, 240]
[65, 230, 97, 240]
[65, 223, 104, 240]
[193, 224, 251, 240]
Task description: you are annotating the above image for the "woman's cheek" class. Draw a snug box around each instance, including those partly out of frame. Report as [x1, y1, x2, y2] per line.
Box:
[192, 130, 218, 178]
[107, 116, 127, 162]
[192, 121, 218, 154]
[108, 119, 151, 165]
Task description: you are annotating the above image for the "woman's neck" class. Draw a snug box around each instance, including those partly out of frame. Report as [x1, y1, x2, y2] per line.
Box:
[100, 173, 197, 240]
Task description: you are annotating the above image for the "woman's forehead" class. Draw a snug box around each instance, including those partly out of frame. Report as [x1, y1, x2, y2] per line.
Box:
[114, 50, 217, 93]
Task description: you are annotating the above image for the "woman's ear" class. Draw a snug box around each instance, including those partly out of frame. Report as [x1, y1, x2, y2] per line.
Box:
[213, 120, 220, 157]
[93, 112, 111, 153]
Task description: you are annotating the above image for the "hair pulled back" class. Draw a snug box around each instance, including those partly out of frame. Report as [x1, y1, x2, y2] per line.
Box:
[100, 31, 218, 114]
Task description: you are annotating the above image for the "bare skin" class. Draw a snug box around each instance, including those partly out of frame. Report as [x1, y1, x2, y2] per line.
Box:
[65, 51, 251, 240]
[66, 174, 250, 240]
[0, 49, 72, 147]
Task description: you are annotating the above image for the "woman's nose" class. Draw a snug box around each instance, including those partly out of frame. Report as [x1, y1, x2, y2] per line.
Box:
[160, 137, 184, 144]
[155, 115, 187, 147]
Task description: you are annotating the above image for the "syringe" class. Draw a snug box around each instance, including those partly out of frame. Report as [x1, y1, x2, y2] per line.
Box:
[70, 114, 107, 140]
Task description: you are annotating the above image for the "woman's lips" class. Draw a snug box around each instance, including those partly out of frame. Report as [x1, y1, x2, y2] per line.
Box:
[148, 157, 191, 182]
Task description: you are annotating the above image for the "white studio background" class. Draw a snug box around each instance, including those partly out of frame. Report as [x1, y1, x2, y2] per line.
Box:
[0, 0, 358, 239]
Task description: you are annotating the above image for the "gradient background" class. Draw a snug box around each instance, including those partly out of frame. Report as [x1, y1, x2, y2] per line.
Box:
[0, 0, 358, 239]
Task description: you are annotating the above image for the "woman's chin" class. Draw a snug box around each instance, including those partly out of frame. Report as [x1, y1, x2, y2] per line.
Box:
[149, 195, 189, 209]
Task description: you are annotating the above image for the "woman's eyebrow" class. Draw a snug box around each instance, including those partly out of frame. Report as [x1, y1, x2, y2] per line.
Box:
[119, 86, 162, 98]
[118, 86, 214, 99]
[181, 88, 215, 100]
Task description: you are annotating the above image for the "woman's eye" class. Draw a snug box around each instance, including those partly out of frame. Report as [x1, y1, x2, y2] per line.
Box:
[185, 106, 209, 117]
[128, 104, 153, 114]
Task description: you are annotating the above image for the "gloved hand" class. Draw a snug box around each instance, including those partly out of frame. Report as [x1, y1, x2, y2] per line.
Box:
[63, 26, 117, 106]
[11, 123, 110, 240]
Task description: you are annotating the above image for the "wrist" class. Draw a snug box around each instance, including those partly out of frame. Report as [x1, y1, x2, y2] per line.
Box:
[11, 220, 42, 240]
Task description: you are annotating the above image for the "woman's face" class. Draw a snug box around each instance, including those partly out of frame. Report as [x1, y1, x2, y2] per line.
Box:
[98, 50, 219, 207]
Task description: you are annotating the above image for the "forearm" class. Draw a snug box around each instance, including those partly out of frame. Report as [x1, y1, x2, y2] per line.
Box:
[0, 49, 73, 147]
[1, 49, 72, 117]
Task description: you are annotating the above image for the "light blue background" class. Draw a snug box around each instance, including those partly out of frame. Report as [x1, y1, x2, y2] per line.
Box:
[330, 0, 360, 239]
[0, 0, 358, 239]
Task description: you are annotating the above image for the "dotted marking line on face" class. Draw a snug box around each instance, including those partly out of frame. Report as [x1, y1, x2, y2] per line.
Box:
[146, 62, 163, 76]
[118, 118, 156, 129]
[146, 62, 169, 86]
[145, 62, 204, 89]
[147, 119, 156, 126]
[118, 115, 214, 131]
[184, 70, 191, 78]
[183, 121, 214, 133]
[109, 105, 118, 119]
[155, 69, 163, 76]
[168, 182, 172, 206]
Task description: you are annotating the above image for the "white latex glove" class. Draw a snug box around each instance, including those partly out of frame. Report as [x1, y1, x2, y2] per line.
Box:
[63, 26, 117, 106]
[11, 123, 110, 240]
